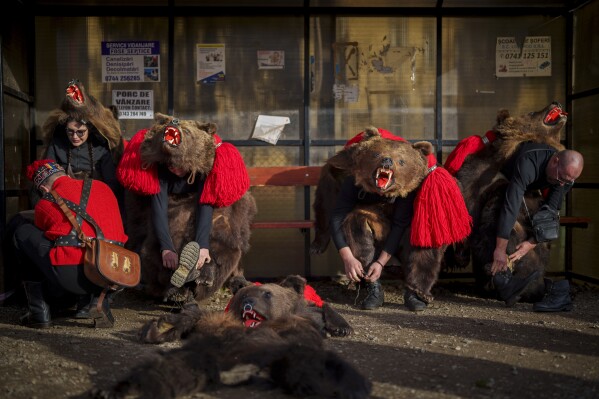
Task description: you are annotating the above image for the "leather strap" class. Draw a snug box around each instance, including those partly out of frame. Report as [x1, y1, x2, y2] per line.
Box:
[48, 178, 107, 245]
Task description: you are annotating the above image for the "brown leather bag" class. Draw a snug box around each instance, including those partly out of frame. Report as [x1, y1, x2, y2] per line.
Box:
[83, 238, 141, 289]
[50, 187, 140, 290]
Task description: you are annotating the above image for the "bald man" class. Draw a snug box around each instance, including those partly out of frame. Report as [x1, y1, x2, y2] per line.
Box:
[491, 142, 584, 311]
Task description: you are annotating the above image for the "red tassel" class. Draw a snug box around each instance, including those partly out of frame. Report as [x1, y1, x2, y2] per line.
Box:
[116, 129, 159, 195]
[411, 165, 472, 247]
[344, 128, 406, 148]
[200, 142, 250, 207]
[444, 131, 497, 176]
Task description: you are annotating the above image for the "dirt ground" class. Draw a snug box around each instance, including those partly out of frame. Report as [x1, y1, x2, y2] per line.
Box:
[0, 277, 598, 399]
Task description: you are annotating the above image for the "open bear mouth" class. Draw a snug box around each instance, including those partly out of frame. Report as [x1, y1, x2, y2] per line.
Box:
[375, 168, 393, 190]
[66, 81, 84, 105]
[163, 125, 182, 146]
[544, 104, 567, 125]
[242, 307, 265, 328]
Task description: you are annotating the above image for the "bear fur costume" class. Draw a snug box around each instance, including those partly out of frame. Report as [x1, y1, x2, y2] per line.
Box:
[92, 275, 369, 399]
[310, 127, 471, 304]
[448, 102, 567, 302]
[41, 79, 124, 166]
[117, 113, 257, 303]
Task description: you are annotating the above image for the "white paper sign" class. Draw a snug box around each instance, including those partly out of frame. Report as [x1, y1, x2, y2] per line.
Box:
[251, 115, 290, 145]
[496, 36, 552, 77]
[112, 90, 154, 119]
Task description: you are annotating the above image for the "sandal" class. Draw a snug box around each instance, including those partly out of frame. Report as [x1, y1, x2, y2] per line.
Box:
[170, 241, 200, 288]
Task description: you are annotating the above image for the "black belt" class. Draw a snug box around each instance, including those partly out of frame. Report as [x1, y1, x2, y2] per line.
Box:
[54, 236, 124, 247]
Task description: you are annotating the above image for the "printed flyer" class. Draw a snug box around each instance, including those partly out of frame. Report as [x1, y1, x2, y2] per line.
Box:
[102, 41, 160, 83]
[197, 44, 225, 83]
[496, 36, 551, 77]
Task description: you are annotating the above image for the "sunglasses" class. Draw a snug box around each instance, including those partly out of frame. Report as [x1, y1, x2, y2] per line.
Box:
[556, 159, 575, 186]
[66, 128, 88, 138]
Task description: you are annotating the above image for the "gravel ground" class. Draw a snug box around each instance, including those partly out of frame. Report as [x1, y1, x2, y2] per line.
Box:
[0, 278, 598, 399]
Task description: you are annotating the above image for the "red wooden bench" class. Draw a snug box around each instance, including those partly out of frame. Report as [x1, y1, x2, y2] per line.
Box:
[247, 165, 590, 230]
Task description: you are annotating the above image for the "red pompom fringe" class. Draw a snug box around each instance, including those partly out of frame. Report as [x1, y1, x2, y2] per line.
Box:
[200, 142, 249, 208]
[411, 165, 472, 247]
[116, 129, 160, 195]
[344, 128, 406, 148]
[444, 131, 496, 176]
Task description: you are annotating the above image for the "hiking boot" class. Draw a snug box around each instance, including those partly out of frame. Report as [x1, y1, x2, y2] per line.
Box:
[404, 289, 427, 312]
[493, 269, 540, 307]
[20, 281, 52, 329]
[533, 279, 573, 312]
[170, 242, 200, 288]
[361, 280, 384, 310]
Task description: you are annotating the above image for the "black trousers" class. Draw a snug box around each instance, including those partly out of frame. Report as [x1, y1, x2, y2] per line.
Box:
[13, 223, 101, 297]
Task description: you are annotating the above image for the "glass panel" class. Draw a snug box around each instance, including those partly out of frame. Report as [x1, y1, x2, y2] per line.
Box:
[572, 96, 599, 184]
[35, 0, 168, 5]
[3, 96, 31, 192]
[571, 189, 599, 280]
[573, 0, 599, 94]
[312, 0, 436, 6]
[173, 16, 304, 141]
[176, 0, 303, 5]
[310, 16, 437, 141]
[442, 16, 566, 141]
[2, 17, 31, 93]
[35, 16, 169, 141]
[443, 0, 566, 7]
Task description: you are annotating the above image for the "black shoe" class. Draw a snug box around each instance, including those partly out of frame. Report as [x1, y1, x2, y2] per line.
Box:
[493, 270, 540, 307]
[74, 294, 94, 319]
[20, 281, 52, 329]
[361, 280, 384, 310]
[404, 289, 427, 312]
[533, 280, 573, 312]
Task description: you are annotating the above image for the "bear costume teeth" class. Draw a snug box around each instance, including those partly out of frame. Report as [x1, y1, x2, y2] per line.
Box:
[544, 103, 567, 125]
[66, 79, 85, 105]
[375, 168, 393, 190]
[242, 305, 264, 328]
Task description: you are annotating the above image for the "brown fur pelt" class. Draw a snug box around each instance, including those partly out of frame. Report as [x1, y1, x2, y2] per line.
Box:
[452, 102, 567, 302]
[139, 113, 218, 179]
[41, 79, 124, 163]
[310, 128, 447, 303]
[124, 114, 257, 303]
[91, 276, 368, 399]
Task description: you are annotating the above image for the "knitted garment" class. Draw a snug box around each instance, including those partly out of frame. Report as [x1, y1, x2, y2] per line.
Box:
[116, 129, 249, 207]
[444, 131, 497, 176]
[34, 176, 128, 265]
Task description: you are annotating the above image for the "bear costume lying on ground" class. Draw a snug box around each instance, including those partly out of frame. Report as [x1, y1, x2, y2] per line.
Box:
[311, 127, 471, 305]
[116, 113, 257, 303]
[447, 102, 567, 302]
[92, 275, 369, 399]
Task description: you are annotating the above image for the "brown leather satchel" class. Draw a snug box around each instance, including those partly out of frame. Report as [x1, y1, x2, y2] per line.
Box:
[83, 238, 141, 289]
